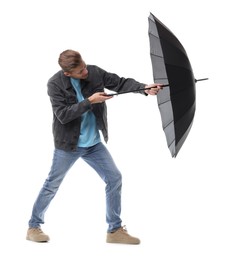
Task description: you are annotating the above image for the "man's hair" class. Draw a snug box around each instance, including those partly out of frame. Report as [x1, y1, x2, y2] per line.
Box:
[58, 50, 82, 72]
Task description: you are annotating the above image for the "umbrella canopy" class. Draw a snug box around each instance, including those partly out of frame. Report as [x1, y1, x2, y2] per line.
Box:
[148, 12, 197, 157]
[106, 13, 207, 157]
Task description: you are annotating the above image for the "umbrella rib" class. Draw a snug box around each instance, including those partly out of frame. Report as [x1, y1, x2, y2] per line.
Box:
[162, 117, 174, 130]
[168, 138, 175, 149]
[158, 99, 171, 106]
[175, 101, 195, 126]
[150, 52, 193, 75]
[149, 32, 159, 40]
[150, 53, 164, 59]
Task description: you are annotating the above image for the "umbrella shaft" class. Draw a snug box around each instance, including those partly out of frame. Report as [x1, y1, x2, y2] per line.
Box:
[106, 84, 169, 96]
[106, 78, 208, 96]
[195, 78, 209, 82]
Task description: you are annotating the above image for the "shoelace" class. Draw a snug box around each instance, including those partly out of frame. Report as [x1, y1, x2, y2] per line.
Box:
[120, 225, 128, 232]
[30, 228, 42, 233]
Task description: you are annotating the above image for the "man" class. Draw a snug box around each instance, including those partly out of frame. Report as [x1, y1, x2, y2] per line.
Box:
[26, 49, 162, 244]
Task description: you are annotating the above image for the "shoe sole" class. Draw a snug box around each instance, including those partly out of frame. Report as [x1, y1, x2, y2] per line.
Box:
[26, 236, 49, 243]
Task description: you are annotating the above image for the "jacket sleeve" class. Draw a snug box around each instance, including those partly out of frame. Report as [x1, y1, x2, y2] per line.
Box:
[99, 67, 147, 94]
[47, 81, 92, 125]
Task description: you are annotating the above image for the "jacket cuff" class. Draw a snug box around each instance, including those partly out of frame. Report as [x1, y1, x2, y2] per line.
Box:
[83, 98, 93, 110]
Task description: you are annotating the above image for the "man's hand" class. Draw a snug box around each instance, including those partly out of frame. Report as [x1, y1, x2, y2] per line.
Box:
[88, 92, 113, 104]
[144, 84, 163, 95]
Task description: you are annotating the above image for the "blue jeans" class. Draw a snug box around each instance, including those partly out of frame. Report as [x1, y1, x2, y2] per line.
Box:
[28, 142, 122, 232]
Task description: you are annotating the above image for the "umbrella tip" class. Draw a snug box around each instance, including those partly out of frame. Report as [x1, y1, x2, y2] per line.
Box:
[195, 78, 209, 83]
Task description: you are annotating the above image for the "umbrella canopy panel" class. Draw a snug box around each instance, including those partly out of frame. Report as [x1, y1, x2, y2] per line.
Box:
[148, 13, 196, 157]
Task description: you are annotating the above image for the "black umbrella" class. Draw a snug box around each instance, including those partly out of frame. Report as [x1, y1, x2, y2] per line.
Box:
[107, 13, 208, 157]
[148, 12, 208, 157]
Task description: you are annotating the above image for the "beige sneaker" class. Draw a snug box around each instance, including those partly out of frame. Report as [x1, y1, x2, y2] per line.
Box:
[26, 228, 50, 242]
[106, 226, 140, 245]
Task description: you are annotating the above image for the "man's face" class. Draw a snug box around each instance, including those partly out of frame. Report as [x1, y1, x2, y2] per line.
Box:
[64, 61, 88, 79]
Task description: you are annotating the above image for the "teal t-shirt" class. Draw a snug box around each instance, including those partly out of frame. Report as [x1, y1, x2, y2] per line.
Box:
[70, 78, 101, 147]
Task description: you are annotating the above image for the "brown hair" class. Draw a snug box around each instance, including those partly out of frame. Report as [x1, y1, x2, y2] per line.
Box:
[58, 50, 82, 72]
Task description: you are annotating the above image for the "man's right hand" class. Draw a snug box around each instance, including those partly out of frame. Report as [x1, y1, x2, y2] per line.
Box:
[88, 92, 113, 104]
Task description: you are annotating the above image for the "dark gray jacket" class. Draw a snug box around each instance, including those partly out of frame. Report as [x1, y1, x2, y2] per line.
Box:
[47, 65, 146, 151]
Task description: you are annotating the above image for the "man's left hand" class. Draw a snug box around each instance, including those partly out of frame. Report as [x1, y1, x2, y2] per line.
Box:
[144, 84, 163, 95]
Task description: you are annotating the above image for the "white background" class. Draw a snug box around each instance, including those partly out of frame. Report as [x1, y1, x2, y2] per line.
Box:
[1, 0, 232, 259]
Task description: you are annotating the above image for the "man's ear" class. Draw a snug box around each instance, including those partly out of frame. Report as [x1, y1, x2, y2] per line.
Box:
[64, 71, 71, 77]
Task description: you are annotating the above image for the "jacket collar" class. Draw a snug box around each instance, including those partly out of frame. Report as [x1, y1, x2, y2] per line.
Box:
[59, 67, 91, 91]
